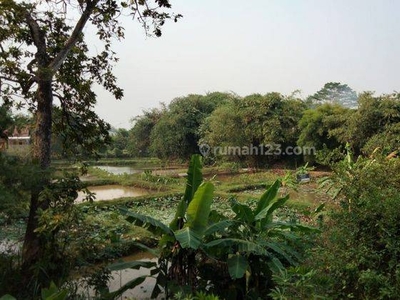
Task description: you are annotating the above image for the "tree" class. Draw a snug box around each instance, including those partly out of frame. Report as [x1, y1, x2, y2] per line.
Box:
[297, 103, 352, 164]
[199, 95, 246, 162]
[344, 92, 400, 155]
[0, 103, 13, 135]
[150, 92, 230, 160]
[201, 92, 306, 166]
[309, 82, 358, 108]
[0, 0, 180, 279]
[128, 107, 165, 157]
[110, 128, 129, 157]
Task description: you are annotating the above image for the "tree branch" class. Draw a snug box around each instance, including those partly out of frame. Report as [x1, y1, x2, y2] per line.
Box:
[0, 76, 20, 84]
[25, 12, 47, 66]
[48, 0, 99, 74]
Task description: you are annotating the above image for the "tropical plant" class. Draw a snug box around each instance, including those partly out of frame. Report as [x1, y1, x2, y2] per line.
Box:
[109, 154, 317, 299]
[201, 180, 318, 298]
[106, 154, 216, 298]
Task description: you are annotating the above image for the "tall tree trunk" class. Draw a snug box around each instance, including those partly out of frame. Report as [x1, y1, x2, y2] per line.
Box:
[21, 6, 94, 284]
[22, 78, 53, 275]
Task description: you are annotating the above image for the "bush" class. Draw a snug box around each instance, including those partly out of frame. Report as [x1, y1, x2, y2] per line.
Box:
[311, 155, 400, 299]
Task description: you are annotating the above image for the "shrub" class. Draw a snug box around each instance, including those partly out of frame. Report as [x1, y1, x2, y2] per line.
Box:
[311, 155, 400, 299]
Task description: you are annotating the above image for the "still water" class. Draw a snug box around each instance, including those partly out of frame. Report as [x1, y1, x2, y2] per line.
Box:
[79, 252, 162, 300]
[76, 185, 150, 202]
[95, 165, 143, 175]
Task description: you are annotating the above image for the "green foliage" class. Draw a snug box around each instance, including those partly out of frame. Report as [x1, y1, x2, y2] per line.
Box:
[0, 295, 16, 300]
[1, 281, 68, 300]
[295, 162, 315, 176]
[0, 253, 22, 298]
[201, 92, 306, 166]
[0, 1, 181, 294]
[311, 155, 400, 299]
[0, 153, 33, 220]
[150, 93, 231, 160]
[29, 173, 93, 288]
[297, 103, 352, 164]
[0, 104, 13, 133]
[347, 92, 400, 154]
[269, 267, 327, 300]
[40, 282, 68, 300]
[114, 154, 215, 297]
[128, 107, 165, 157]
[201, 180, 318, 298]
[172, 291, 220, 300]
[115, 155, 316, 299]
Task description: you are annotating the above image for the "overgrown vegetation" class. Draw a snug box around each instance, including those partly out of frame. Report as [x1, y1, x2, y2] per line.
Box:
[99, 155, 319, 299]
[0, 0, 398, 298]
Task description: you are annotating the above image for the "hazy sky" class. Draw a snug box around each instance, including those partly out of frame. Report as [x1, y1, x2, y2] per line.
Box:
[90, 0, 400, 129]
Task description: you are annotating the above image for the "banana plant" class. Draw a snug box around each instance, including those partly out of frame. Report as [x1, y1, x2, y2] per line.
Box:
[110, 154, 218, 298]
[107, 155, 317, 299]
[203, 179, 319, 297]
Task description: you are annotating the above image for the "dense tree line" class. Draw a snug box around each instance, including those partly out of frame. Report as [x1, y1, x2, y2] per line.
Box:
[124, 85, 400, 166]
[5, 84, 400, 166]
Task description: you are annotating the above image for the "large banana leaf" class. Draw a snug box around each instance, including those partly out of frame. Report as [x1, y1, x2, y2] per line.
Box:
[175, 182, 215, 249]
[121, 208, 173, 236]
[231, 199, 254, 223]
[174, 226, 202, 249]
[267, 257, 285, 273]
[262, 241, 297, 265]
[186, 182, 214, 236]
[205, 238, 267, 256]
[254, 179, 281, 215]
[183, 154, 203, 204]
[227, 254, 249, 279]
[255, 195, 289, 223]
[169, 197, 187, 231]
[204, 219, 233, 236]
[41, 282, 68, 300]
[170, 154, 203, 230]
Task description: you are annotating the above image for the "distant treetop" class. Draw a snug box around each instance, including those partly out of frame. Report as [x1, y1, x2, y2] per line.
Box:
[309, 82, 358, 108]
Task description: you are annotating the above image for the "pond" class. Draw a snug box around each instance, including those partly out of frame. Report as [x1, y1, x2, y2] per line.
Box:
[79, 252, 162, 299]
[76, 185, 151, 202]
[94, 165, 143, 175]
[94, 165, 184, 177]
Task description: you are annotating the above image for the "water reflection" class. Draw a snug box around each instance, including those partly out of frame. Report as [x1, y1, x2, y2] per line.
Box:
[76, 185, 150, 202]
[80, 252, 161, 299]
[108, 253, 161, 299]
[95, 165, 142, 175]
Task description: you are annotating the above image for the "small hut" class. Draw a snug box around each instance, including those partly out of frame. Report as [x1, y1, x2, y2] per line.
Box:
[7, 127, 31, 155]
